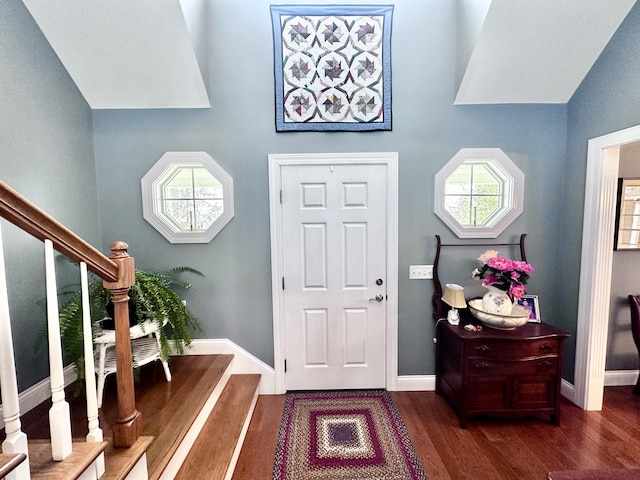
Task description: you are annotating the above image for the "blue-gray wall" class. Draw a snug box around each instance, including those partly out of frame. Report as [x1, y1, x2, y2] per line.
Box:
[0, 0, 101, 389]
[5, 0, 640, 393]
[92, 0, 567, 375]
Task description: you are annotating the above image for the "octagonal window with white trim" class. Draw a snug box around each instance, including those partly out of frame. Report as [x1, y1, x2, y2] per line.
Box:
[434, 148, 524, 238]
[141, 152, 234, 243]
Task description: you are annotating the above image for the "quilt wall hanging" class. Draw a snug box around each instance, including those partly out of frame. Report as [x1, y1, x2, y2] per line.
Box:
[270, 5, 393, 132]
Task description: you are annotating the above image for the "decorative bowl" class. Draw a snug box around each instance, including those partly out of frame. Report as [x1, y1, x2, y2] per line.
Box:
[467, 299, 530, 330]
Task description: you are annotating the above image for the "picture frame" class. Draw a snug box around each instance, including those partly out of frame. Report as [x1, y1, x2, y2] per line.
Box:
[270, 4, 393, 132]
[517, 295, 541, 323]
[614, 177, 640, 250]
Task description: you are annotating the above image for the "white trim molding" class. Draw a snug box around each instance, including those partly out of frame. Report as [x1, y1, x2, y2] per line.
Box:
[396, 375, 436, 392]
[178, 339, 276, 394]
[267, 152, 400, 394]
[604, 369, 639, 387]
[576, 124, 640, 410]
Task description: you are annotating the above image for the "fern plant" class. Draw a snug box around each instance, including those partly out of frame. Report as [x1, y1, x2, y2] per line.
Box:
[42, 266, 203, 382]
[129, 267, 203, 359]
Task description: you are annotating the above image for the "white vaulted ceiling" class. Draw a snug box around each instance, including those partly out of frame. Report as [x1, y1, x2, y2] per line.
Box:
[20, 0, 639, 109]
[21, 0, 210, 109]
[455, 0, 637, 104]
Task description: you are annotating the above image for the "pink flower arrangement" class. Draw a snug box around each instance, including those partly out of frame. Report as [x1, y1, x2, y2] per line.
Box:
[472, 250, 533, 301]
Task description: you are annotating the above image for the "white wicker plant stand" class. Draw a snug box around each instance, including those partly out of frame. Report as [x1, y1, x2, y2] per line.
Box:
[93, 318, 171, 407]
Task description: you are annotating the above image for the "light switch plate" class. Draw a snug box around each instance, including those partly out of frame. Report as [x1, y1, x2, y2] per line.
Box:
[409, 265, 433, 279]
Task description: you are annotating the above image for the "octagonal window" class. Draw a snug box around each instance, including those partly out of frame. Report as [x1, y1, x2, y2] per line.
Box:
[434, 148, 524, 238]
[141, 152, 234, 243]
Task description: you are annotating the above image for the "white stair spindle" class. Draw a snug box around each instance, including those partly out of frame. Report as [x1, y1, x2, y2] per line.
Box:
[81, 262, 105, 477]
[44, 239, 72, 461]
[0, 223, 30, 480]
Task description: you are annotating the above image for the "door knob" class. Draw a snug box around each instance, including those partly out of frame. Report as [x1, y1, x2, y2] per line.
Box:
[369, 294, 384, 302]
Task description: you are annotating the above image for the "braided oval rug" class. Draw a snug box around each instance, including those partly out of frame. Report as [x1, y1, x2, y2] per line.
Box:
[272, 390, 427, 479]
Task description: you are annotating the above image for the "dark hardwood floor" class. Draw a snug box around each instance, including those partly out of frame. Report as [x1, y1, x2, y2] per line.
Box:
[9, 356, 640, 479]
[233, 387, 640, 480]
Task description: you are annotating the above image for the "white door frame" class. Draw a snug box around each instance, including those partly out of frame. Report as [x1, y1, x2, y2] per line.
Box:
[576, 123, 640, 410]
[268, 152, 399, 395]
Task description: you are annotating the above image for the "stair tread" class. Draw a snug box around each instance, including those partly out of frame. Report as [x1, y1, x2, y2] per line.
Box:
[30, 440, 107, 480]
[0, 453, 27, 477]
[147, 354, 234, 480]
[174, 374, 261, 480]
[102, 435, 154, 480]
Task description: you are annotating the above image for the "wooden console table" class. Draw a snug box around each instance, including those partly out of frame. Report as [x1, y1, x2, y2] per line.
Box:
[436, 319, 569, 428]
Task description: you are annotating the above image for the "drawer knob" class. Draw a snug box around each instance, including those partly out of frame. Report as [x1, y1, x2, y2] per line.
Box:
[536, 360, 553, 371]
[473, 362, 490, 369]
[475, 344, 491, 352]
[539, 343, 554, 353]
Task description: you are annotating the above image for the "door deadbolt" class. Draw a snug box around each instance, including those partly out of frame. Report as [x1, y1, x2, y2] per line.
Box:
[376, 278, 383, 285]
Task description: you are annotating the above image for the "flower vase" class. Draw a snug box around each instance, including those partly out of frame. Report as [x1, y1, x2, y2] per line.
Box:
[482, 285, 514, 315]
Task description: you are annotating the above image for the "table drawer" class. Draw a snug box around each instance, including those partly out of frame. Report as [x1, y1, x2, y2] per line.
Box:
[467, 356, 558, 376]
[467, 338, 561, 359]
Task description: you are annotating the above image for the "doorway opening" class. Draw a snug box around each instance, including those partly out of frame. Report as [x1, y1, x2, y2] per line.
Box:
[576, 124, 640, 410]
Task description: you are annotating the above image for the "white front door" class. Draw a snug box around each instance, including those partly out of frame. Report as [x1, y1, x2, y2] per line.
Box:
[280, 161, 388, 390]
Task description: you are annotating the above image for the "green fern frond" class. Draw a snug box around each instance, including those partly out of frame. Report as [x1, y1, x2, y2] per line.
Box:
[44, 265, 204, 384]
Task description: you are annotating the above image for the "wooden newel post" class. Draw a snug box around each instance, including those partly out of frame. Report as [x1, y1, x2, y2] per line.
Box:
[103, 241, 142, 448]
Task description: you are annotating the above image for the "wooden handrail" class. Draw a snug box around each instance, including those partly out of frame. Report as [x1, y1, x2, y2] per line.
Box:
[0, 453, 27, 478]
[0, 181, 140, 448]
[0, 181, 118, 282]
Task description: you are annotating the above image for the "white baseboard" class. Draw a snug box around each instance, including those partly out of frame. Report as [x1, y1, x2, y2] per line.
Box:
[561, 378, 575, 404]
[179, 341, 443, 394]
[175, 339, 277, 394]
[559, 371, 639, 407]
[395, 375, 436, 391]
[604, 369, 638, 386]
[0, 365, 77, 430]
[180, 341, 442, 394]
[389, 374, 583, 412]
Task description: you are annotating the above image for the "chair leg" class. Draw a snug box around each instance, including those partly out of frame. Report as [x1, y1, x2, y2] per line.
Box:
[96, 343, 108, 408]
[153, 330, 171, 382]
[161, 360, 172, 382]
[635, 357, 640, 395]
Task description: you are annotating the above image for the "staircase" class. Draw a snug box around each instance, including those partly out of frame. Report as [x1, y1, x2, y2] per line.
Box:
[0, 181, 262, 479]
[140, 355, 261, 480]
[169, 372, 261, 479]
[2, 355, 261, 480]
[102, 354, 261, 480]
[114, 356, 261, 480]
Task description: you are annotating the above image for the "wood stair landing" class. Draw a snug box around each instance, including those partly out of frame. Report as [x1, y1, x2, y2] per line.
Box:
[12, 355, 261, 480]
[29, 440, 107, 480]
[173, 374, 261, 480]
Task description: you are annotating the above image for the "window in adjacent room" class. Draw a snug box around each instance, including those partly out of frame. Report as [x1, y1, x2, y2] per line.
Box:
[615, 177, 640, 250]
